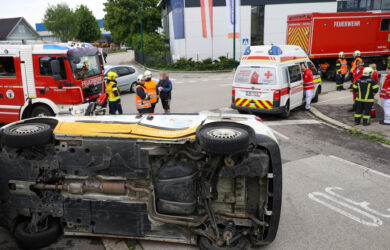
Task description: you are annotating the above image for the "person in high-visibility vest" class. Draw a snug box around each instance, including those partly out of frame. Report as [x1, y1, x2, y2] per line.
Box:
[353, 67, 379, 126]
[349, 50, 364, 89]
[301, 64, 315, 111]
[349, 60, 364, 112]
[135, 75, 152, 114]
[144, 70, 158, 113]
[380, 67, 390, 125]
[105, 72, 123, 115]
[335, 51, 348, 91]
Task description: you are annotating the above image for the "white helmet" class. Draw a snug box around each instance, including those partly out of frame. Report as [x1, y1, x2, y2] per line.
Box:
[137, 74, 144, 83]
[354, 50, 361, 57]
[338, 51, 345, 58]
[363, 67, 373, 76]
[144, 70, 152, 77]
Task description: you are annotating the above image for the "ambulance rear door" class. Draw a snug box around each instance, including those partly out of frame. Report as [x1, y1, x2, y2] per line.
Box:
[234, 66, 276, 110]
[286, 64, 304, 109]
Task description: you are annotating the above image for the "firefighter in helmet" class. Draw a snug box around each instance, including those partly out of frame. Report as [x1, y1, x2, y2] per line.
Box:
[353, 67, 379, 126]
[135, 75, 152, 114]
[335, 51, 347, 91]
[349, 50, 363, 89]
[144, 71, 158, 113]
[106, 72, 123, 115]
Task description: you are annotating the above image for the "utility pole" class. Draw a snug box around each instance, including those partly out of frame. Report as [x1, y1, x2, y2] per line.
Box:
[233, 0, 236, 69]
[139, 0, 145, 65]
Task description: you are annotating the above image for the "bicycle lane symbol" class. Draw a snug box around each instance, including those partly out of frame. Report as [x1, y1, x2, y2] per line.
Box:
[308, 187, 390, 227]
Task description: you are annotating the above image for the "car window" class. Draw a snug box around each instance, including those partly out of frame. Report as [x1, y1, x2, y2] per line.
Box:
[117, 67, 131, 76]
[0, 56, 16, 78]
[105, 68, 117, 76]
[128, 67, 135, 74]
[307, 61, 318, 75]
[380, 18, 390, 31]
[288, 65, 302, 83]
[234, 67, 277, 85]
[282, 67, 289, 83]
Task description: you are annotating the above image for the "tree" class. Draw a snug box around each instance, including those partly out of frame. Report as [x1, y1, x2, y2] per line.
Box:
[43, 3, 76, 42]
[131, 32, 168, 54]
[75, 5, 101, 42]
[103, 0, 161, 44]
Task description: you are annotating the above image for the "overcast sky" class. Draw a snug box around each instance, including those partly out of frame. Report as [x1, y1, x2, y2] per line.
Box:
[0, 0, 106, 26]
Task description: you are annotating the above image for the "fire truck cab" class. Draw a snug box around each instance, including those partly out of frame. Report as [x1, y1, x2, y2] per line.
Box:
[231, 45, 321, 118]
[0, 42, 104, 124]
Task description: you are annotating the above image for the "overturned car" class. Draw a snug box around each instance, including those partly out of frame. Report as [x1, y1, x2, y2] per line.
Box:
[0, 112, 282, 249]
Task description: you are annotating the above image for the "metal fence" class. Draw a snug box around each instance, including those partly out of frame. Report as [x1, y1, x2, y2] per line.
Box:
[134, 51, 172, 68]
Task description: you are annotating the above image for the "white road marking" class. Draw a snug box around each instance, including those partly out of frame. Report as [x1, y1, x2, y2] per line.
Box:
[269, 128, 289, 140]
[329, 155, 390, 179]
[264, 119, 322, 126]
[325, 187, 390, 218]
[308, 191, 383, 227]
[315, 95, 350, 104]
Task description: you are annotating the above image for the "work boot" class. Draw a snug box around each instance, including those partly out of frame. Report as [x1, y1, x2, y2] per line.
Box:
[363, 119, 370, 126]
[354, 118, 361, 125]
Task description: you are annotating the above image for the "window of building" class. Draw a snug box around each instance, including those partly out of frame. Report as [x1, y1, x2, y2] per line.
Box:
[337, 0, 388, 11]
[380, 18, 390, 31]
[39, 57, 67, 79]
[0, 57, 16, 78]
[250, 5, 264, 46]
[382, 0, 390, 9]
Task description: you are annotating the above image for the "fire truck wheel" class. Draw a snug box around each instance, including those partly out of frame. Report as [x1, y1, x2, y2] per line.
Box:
[2, 123, 53, 148]
[198, 126, 250, 154]
[14, 218, 61, 249]
[31, 105, 54, 118]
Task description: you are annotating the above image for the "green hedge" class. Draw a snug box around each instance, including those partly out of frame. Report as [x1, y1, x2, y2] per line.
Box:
[157, 56, 240, 71]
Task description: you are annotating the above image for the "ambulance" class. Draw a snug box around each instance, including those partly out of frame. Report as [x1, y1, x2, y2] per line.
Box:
[231, 45, 322, 117]
[0, 42, 104, 124]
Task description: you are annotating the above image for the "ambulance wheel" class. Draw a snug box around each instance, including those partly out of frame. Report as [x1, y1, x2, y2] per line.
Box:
[14, 218, 61, 249]
[279, 101, 290, 118]
[1, 123, 53, 148]
[130, 82, 137, 93]
[31, 105, 54, 117]
[198, 126, 250, 154]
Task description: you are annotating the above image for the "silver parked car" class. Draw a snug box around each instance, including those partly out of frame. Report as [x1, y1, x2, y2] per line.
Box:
[104, 65, 139, 93]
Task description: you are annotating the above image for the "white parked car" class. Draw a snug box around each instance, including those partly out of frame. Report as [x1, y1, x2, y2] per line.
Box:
[104, 65, 139, 93]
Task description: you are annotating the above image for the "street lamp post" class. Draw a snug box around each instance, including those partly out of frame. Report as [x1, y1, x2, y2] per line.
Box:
[139, 0, 145, 65]
[233, 0, 236, 69]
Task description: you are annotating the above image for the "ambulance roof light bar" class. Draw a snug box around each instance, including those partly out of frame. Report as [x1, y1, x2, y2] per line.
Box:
[268, 45, 283, 55]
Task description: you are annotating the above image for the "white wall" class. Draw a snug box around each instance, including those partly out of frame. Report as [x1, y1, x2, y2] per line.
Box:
[168, 5, 251, 61]
[263, 2, 337, 45]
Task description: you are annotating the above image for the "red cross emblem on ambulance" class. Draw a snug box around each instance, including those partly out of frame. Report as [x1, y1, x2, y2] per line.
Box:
[264, 70, 273, 79]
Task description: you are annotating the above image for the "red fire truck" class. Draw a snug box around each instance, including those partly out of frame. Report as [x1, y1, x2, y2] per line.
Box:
[0, 42, 104, 123]
[286, 12, 390, 78]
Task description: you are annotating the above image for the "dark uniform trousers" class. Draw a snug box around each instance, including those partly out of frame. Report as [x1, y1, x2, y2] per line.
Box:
[354, 101, 373, 125]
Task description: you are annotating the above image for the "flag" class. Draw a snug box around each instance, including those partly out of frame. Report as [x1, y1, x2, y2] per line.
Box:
[226, 0, 240, 39]
[171, 0, 185, 39]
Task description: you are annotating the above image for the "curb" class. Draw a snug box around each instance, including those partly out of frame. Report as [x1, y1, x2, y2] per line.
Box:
[132, 61, 235, 74]
[310, 106, 390, 141]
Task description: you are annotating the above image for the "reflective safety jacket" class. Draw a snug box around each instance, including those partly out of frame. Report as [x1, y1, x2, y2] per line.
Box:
[106, 80, 120, 102]
[353, 76, 379, 102]
[380, 74, 390, 99]
[145, 80, 158, 103]
[136, 85, 152, 109]
[351, 57, 363, 73]
[336, 58, 348, 75]
[303, 69, 314, 90]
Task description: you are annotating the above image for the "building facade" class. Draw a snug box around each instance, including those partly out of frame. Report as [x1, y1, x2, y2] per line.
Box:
[0, 17, 40, 42]
[161, 0, 390, 61]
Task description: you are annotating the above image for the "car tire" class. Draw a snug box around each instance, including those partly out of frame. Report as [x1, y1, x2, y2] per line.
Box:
[14, 219, 61, 249]
[198, 236, 248, 250]
[130, 82, 137, 93]
[198, 126, 250, 154]
[1, 123, 53, 148]
[31, 105, 54, 117]
[312, 88, 320, 103]
[279, 101, 290, 118]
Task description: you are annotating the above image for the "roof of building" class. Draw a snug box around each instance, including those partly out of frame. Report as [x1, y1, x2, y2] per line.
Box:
[36, 19, 111, 37]
[0, 17, 40, 40]
[0, 17, 22, 39]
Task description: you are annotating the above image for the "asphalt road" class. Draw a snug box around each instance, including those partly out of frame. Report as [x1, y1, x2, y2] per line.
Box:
[1, 72, 390, 250]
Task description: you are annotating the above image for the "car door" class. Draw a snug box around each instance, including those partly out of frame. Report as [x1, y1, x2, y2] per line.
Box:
[287, 64, 304, 109]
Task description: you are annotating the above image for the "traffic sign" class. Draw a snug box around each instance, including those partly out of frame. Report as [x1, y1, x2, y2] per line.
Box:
[242, 38, 249, 45]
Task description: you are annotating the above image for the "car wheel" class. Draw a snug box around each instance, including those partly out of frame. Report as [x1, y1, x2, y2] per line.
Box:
[279, 101, 290, 118]
[14, 218, 61, 249]
[312, 88, 320, 103]
[130, 82, 137, 93]
[1, 123, 53, 148]
[31, 105, 54, 118]
[198, 126, 250, 154]
[198, 236, 248, 250]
